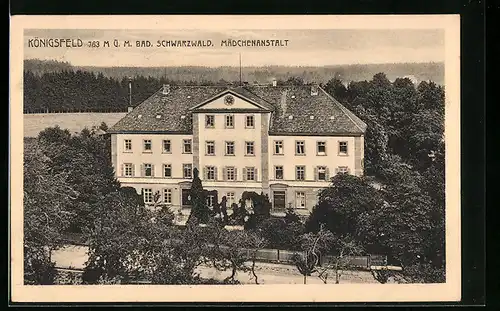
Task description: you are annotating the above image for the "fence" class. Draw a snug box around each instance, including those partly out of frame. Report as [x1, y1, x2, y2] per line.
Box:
[247, 248, 384, 270]
[60, 232, 386, 270]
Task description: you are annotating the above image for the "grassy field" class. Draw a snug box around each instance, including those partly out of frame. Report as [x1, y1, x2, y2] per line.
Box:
[24, 113, 127, 138]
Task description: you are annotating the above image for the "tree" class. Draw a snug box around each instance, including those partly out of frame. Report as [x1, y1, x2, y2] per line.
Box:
[305, 174, 385, 241]
[256, 213, 304, 250]
[187, 167, 209, 225]
[36, 126, 120, 233]
[24, 143, 78, 284]
[82, 188, 208, 285]
[240, 191, 271, 230]
[316, 234, 363, 284]
[324, 77, 348, 104]
[292, 225, 335, 284]
[202, 220, 265, 284]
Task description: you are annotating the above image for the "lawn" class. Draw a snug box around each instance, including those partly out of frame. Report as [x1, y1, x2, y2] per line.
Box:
[24, 113, 127, 137]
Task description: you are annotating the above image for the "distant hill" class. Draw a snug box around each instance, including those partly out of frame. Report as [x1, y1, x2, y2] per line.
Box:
[24, 59, 444, 85]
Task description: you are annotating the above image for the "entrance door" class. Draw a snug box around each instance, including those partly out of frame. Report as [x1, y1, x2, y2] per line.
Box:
[181, 189, 192, 207]
[273, 191, 286, 210]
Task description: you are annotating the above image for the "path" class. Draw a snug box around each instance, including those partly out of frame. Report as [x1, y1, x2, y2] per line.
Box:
[51, 245, 381, 284]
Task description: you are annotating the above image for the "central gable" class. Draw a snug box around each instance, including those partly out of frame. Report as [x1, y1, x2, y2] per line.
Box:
[189, 89, 273, 112]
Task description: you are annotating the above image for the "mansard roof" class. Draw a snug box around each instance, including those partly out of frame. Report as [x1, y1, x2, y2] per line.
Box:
[108, 84, 367, 135]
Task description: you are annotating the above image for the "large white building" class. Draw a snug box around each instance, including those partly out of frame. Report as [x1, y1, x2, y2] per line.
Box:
[108, 83, 367, 215]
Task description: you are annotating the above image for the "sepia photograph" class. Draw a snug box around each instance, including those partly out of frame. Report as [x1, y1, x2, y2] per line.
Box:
[10, 15, 461, 302]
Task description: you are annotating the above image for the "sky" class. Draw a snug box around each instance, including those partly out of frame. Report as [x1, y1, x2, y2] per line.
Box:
[24, 29, 445, 67]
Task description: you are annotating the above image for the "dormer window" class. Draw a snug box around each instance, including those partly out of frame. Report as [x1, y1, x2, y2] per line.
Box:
[311, 85, 319, 96]
[162, 84, 170, 95]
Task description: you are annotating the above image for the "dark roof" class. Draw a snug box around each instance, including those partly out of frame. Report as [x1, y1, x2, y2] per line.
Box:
[109, 85, 367, 135]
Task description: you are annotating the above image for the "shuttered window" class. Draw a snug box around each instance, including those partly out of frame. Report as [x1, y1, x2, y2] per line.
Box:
[336, 166, 350, 175]
[316, 166, 328, 181]
[163, 164, 172, 178]
[142, 163, 154, 177]
[244, 167, 257, 181]
[122, 163, 134, 177]
[204, 166, 217, 181]
[224, 167, 236, 181]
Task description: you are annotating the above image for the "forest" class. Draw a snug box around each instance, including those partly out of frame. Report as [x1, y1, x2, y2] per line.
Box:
[23, 59, 444, 113]
[23, 67, 445, 285]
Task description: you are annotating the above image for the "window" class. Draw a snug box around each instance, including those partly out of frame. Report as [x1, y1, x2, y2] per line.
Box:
[225, 141, 235, 155]
[123, 163, 134, 177]
[245, 167, 256, 181]
[206, 195, 215, 207]
[337, 166, 349, 175]
[225, 115, 234, 128]
[246, 115, 255, 128]
[205, 115, 215, 128]
[296, 141, 305, 155]
[183, 139, 192, 154]
[226, 192, 235, 208]
[296, 191, 306, 209]
[205, 166, 216, 180]
[183, 164, 192, 179]
[163, 164, 172, 178]
[143, 163, 154, 177]
[275, 166, 284, 180]
[245, 141, 255, 155]
[225, 167, 236, 181]
[163, 188, 172, 204]
[162, 140, 171, 153]
[339, 141, 348, 155]
[317, 166, 327, 181]
[143, 139, 152, 152]
[274, 141, 284, 155]
[317, 141, 327, 155]
[206, 141, 215, 156]
[296, 166, 305, 181]
[124, 139, 132, 152]
[143, 188, 153, 204]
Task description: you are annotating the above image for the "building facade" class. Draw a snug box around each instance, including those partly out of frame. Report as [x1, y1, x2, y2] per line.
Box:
[108, 83, 367, 215]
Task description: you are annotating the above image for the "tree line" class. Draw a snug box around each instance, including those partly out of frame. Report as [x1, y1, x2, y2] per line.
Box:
[23, 62, 444, 113]
[24, 58, 445, 85]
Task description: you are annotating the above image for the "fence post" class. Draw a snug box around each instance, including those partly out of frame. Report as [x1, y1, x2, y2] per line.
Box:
[277, 249, 280, 262]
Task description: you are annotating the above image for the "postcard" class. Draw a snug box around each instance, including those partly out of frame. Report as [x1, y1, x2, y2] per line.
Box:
[10, 14, 461, 303]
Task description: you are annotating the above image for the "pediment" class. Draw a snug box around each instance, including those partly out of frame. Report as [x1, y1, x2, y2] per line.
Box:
[189, 89, 273, 112]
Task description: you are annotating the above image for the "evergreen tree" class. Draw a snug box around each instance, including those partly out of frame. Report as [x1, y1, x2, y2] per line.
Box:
[187, 168, 209, 225]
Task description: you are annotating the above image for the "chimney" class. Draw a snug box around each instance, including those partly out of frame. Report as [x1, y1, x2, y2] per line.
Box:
[311, 84, 319, 96]
[127, 107, 133, 113]
[272, 79, 277, 87]
[162, 84, 170, 95]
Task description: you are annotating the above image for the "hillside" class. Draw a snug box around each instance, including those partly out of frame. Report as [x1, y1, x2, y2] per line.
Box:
[24, 59, 444, 85]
